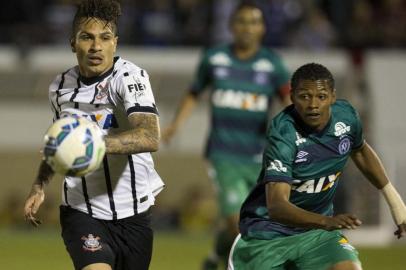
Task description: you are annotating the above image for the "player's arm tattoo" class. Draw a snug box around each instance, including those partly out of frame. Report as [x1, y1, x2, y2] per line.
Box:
[105, 113, 160, 155]
[35, 160, 54, 187]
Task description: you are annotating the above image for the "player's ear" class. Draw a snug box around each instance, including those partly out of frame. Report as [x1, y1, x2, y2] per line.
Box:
[113, 36, 118, 53]
[290, 89, 295, 103]
[331, 88, 337, 103]
[70, 38, 76, 53]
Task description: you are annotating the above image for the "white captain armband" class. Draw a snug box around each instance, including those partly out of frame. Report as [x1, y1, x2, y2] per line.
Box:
[381, 182, 406, 225]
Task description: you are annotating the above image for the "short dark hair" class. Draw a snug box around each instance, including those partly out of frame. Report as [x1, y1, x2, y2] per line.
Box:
[71, 0, 121, 38]
[291, 63, 335, 91]
[231, 1, 264, 22]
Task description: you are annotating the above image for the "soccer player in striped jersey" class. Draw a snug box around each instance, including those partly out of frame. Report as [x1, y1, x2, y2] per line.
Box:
[228, 63, 406, 270]
[162, 2, 290, 269]
[23, 1, 164, 270]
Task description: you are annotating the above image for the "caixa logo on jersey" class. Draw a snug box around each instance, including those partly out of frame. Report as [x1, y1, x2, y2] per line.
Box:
[292, 172, 341, 193]
[212, 89, 268, 112]
[70, 113, 119, 130]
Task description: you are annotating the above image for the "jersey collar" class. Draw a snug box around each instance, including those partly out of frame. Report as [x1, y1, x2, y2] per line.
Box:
[79, 56, 119, 85]
[228, 44, 262, 63]
[290, 107, 333, 137]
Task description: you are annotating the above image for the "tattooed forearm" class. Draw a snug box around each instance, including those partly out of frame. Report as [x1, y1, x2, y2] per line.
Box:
[104, 113, 160, 155]
[35, 160, 54, 186]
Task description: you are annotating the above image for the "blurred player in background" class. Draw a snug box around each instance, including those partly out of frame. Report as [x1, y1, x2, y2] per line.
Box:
[228, 63, 406, 270]
[23, 1, 164, 270]
[162, 1, 291, 269]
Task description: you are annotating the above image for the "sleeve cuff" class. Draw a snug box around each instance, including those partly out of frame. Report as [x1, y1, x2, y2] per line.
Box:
[263, 175, 293, 184]
[352, 139, 366, 151]
[127, 105, 159, 116]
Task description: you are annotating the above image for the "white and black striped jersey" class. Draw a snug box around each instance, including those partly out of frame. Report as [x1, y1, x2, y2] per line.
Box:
[48, 57, 164, 220]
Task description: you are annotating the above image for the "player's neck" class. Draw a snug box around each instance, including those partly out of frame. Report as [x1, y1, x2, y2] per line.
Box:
[233, 44, 260, 60]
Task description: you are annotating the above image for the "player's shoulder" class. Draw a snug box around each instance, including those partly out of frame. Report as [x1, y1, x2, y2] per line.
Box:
[49, 66, 78, 92]
[200, 44, 232, 64]
[113, 57, 149, 81]
[332, 99, 359, 116]
[332, 99, 362, 127]
[258, 47, 284, 62]
[256, 47, 288, 74]
[203, 44, 229, 56]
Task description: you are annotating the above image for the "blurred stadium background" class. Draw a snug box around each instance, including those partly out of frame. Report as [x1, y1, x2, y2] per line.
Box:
[1, 0, 406, 269]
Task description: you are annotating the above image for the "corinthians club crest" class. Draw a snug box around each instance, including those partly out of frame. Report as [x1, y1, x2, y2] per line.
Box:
[95, 78, 111, 101]
[81, 234, 102, 252]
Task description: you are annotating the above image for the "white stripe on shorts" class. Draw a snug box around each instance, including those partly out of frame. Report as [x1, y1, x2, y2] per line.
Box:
[228, 233, 242, 270]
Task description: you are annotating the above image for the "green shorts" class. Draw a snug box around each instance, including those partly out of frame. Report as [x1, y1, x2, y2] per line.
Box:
[209, 160, 261, 217]
[229, 230, 361, 270]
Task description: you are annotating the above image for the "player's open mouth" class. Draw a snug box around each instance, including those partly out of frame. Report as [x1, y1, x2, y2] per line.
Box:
[88, 55, 103, 65]
[306, 113, 321, 120]
[240, 33, 255, 41]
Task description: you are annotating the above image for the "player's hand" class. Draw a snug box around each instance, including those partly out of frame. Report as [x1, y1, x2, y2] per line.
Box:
[161, 125, 177, 144]
[24, 183, 45, 227]
[324, 214, 362, 230]
[394, 223, 406, 239]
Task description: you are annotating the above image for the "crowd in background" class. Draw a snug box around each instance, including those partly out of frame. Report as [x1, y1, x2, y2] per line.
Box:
[2, 0, 406, 51]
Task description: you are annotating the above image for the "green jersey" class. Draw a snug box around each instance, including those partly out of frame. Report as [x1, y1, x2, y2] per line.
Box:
[190, 44, 290, 163]
[239, 100, 364, 239]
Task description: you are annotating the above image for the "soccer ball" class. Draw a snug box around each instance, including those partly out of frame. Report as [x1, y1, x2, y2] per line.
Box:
[43, 115, 106, 177]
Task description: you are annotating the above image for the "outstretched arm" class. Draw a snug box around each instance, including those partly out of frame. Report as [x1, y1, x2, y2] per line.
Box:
[105, 113, 160, 155]
[351, 142, 406, 238]
[24, 160, 54, 227]
[161, 92, 198, 144]
[266, 182, 362, 230]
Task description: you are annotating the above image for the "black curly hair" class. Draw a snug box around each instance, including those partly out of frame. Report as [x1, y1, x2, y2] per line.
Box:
[291, 63, 335, 92]
[71, 0, 121, 38]
[231, 0, 264, 22]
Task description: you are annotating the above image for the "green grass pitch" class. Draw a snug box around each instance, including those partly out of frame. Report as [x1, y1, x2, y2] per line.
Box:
[0, 229, 405, 269]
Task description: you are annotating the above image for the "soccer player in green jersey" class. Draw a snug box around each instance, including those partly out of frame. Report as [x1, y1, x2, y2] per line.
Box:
[162, 2, 290, 269]
[228, 63, 406, 270]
